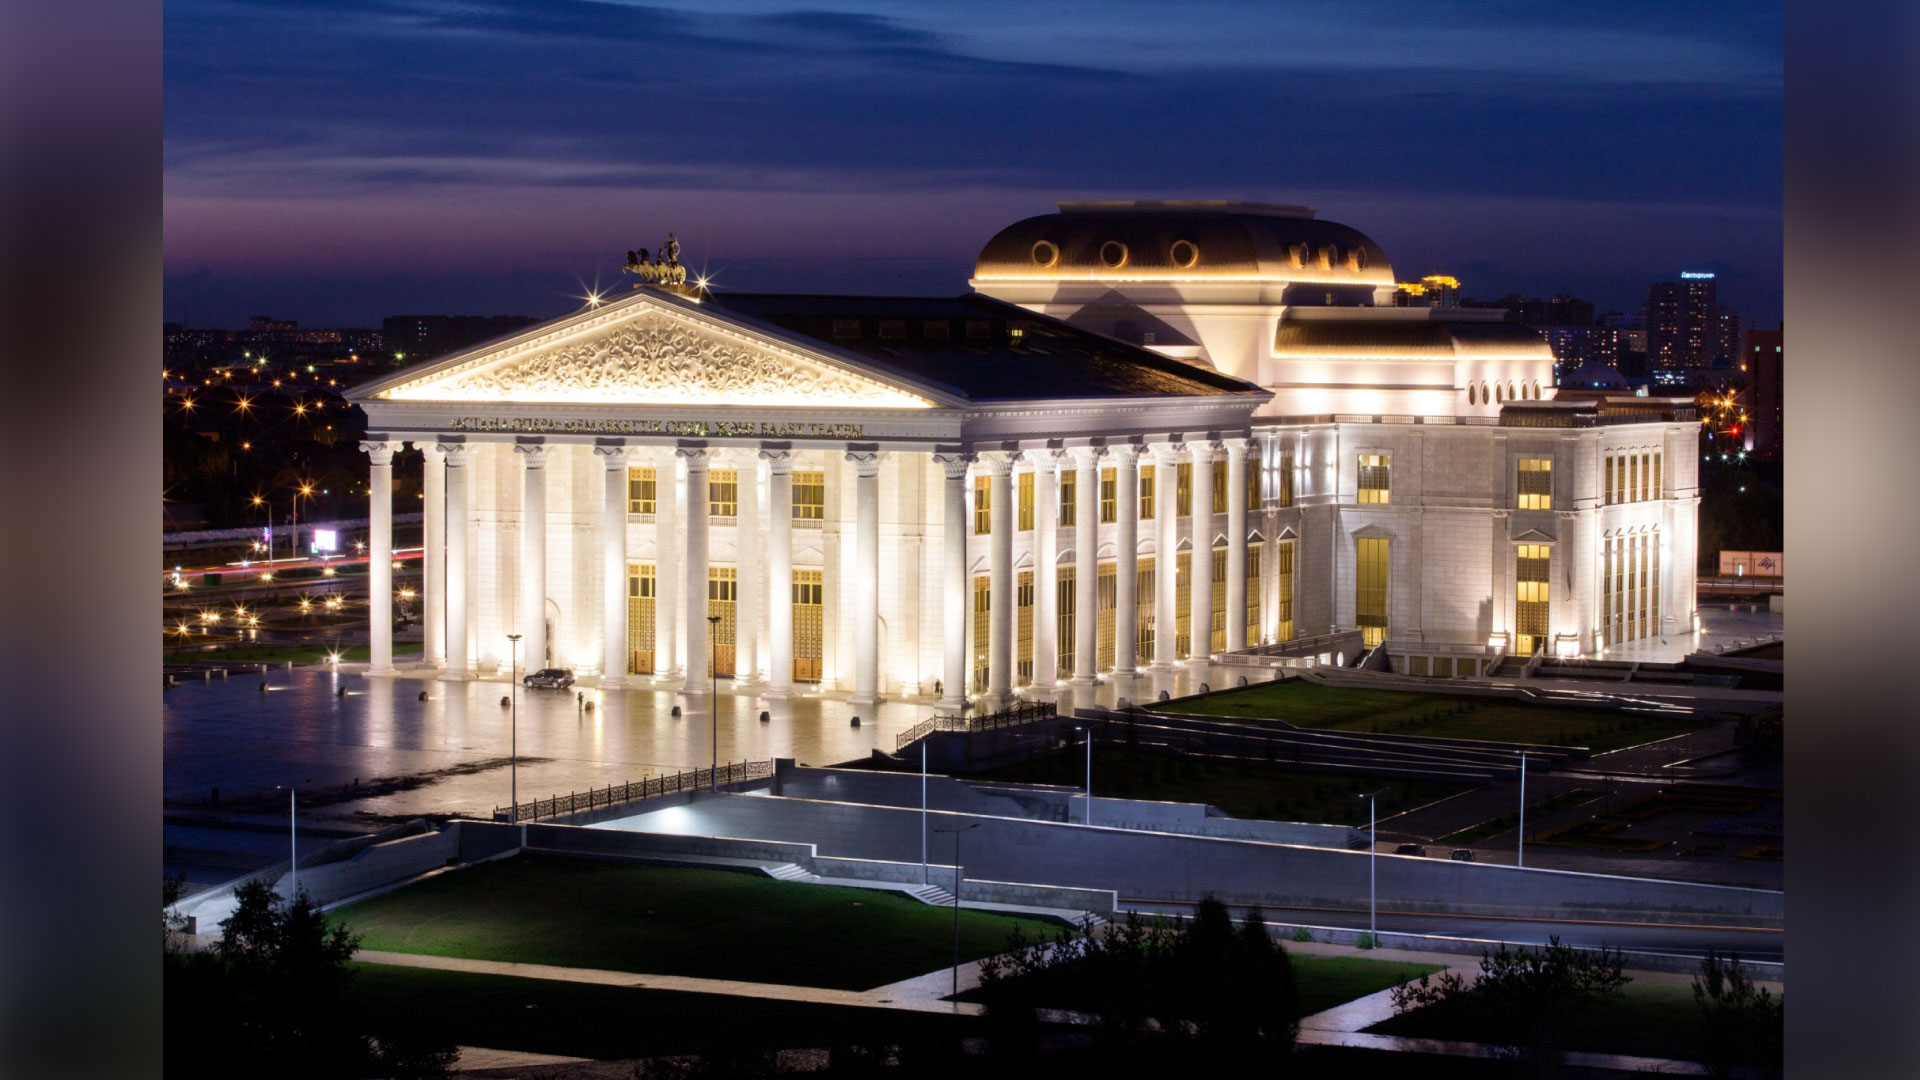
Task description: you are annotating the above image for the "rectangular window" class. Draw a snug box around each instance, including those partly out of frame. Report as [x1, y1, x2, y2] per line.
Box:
[792, 569, 823, 682]
[1651, 531, 1661, 631]
[1278, 451, 1295, 507]
[972, 575, 991, 692]
[1174, 552, 1192, 659]
[1605, 456, 1616, 506]
[973, 476, 991, 535]
[1639, 453, 1651, 502]
[1515, 543, 1550, 656]
[709, 567, 737, 676]
[1210, 548, 1228, 652]
[1139, 470, 1155, 520]
[1099, 467, 1117, 524]
[1059, 470, 1077, 527]
[1176, 462, 1192, 516]
[1356, 536, 1389, 648]
[1017, 571, 1034, 684]
[627, 562, 656, 674]
[1275, 539, 1295, 643]
[1135, 557, 1155, 667]
[1097, 561, 1117, 669]
[1246, 546, 1261, 647]
[1516, 457, 1553, 511]
[1357, 453, 1391, 505]
[1017, 472, 1034, 531]
[1602, 538, 1613, 645]
[1626, 534, 1638, 641]
[1056, 567, 1076, 677]
[627, 467, 657, 515]
[1247, 456, 1261, 511]
[1411, 655, 1430, 677]
[709, 470, 738, 518]
[1212, 460, 1228, 514]
[1652, 453, 1662, 501]
[1639, 534, 1651, 638]
[792, 470, 826, 521]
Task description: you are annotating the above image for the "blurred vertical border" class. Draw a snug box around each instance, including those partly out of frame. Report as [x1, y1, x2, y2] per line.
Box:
[0, 1, 161, 1077]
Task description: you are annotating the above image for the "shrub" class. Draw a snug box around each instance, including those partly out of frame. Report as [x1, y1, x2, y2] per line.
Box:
[1693, 951, 1783, 1077]
[1291, 926, 1314, 943]
[1389, 937, 1629, 1058]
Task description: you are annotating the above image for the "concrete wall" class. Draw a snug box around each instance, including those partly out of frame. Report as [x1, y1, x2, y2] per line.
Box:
[592, 792, 1782, 928]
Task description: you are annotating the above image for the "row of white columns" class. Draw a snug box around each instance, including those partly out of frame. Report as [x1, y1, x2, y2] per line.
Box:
[364, 436, 1251, 708]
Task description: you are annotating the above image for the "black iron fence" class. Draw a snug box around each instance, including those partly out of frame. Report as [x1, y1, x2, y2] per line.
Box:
[494, 759, 773, 823]
[894, 700, 1057, 752]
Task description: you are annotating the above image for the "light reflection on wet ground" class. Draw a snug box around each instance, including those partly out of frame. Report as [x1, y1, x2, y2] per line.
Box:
[164, 662, 1270, 823]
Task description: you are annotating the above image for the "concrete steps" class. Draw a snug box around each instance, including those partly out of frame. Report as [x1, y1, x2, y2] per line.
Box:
[762, 863, 815, 883]
[905, 884, 955, 906]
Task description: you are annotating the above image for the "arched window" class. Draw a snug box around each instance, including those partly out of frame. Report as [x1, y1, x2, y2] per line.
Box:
[1467, 383, 1477, 405]
[1495, 382, 1504, 403]
[1532, 379, 1542, 398]
[1508, 380, 1518, 401]
[1480, 381, 1490, 404]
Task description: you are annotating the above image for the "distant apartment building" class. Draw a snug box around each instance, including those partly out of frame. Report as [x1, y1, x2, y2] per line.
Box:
[1744, 327, 1783, 455]
[1391, 274, 1461, 309]
[1646, 273, 1737, 370]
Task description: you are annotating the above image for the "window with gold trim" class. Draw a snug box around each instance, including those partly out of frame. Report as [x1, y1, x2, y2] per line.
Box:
[1056, 566, 1076, 677]
[1212, 460, 1228, 514]
[1097, 561, 1117, 669]
[1174, 551, 1191, 658]
[1135, 557, 1155, 666]
[973, 476, 991, 535]
[793, 470, 825, 521]
[1275, 539, 1295, 643]
[1278, 452, 1295, 507]
[1357, 454, 1391, 505]
[1247, 456, 1261, 510]
[709, 470, 738, 518]
[1210, 548, 1228, 652]
[792, 569, 822, 682]
[1017, 472, 1034, 531]
[1176, 462, 1192, 517]
[1516, 457, 1552, 510]
[1515, 543, 1550, 656]
[1246, 545, 1261, 645]
[627, 562, 656, 674]
[627, 467, 657, 515]
[1099, 467, 1117, 524]
[1016, 571, 1034, 684]
[1356, 536, 1389, 647]
[1059, 470, 1077, 527]
[1139, 470, 1155, 520]
[972, 574, 991, 691]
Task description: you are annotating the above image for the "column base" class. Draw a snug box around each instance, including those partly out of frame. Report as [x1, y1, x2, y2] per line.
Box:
[1148, 660, 1181, 672]
[848, 693, 883, 708]
[760, 686, 795, 701]
[438, 669, 472, 682]
[1106, 667, 1141, 679]
[1066, 675, 1098, 687]
[366, 664, 396, 678]
[1184, 656, 1214, 669]
[600, 676, 629, 691]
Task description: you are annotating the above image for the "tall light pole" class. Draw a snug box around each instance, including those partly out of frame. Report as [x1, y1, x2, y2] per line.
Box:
[1074, 725, 1093, 825]
[275, 784, 296, 900]
[506, 633, 522, 823]
[1516, 750, 1528, 869]
[708, 614, 721, 792]
[934, 822, 981, 997]
[1357, 786, 1389, 943]
[921, 741, 929, 884]
[252, 496, 274, 571]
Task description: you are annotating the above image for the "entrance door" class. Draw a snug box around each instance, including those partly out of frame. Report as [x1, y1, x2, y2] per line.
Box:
[628, 562, 655, 674]
[792, 569, 823, 682]
[709, 567, 737, 676]
[972, 574, 991, 692]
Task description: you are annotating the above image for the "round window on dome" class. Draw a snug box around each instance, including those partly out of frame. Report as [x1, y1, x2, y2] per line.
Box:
[1031, 240, 1060, 267]
[1169, 240, 1199, 268]
[1100, 240, 1129, 268]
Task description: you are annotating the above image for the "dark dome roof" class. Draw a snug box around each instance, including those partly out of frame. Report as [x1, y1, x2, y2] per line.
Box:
[974, 201, 1395, 285]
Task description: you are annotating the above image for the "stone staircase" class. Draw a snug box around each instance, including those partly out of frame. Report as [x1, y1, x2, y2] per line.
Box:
[761, 863, 815, 883]
[904, 883, 955, 906]
[759, 863, 1107, 928]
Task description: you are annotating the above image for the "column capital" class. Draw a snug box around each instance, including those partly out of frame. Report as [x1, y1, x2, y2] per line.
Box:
[434, 441, 471, 464]
[1067, 445, 1107, 466]
[593, 444, 631, 467]
[1151, 441, 1187, 466]
[1221, 437, 1254, 459]
[418, 441, 446, 460]
[979, 449, 1022, 476]
[676, 445, 710, 467]
[758, 447, 795, 473]
[931, 451, 975, 479]
[359, 440, 400, 465]
[845, 450, 882, 476]
[1105, 443, 1145, 466]
[1188, 440, 1222, 463]
[514, 442, 551, 465]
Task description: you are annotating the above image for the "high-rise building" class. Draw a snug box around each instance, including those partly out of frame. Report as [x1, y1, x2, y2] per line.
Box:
[1744, 326, 1783, 455]
[1716, 307, 1742, 368]
[1392, 274, 1461, 309]
[1646, 273, 1719, 369]
[1543, 326, 1621, 379]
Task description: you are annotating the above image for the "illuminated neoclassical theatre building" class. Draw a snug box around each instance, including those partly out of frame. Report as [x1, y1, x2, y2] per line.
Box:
[347, 201, 1698, 706]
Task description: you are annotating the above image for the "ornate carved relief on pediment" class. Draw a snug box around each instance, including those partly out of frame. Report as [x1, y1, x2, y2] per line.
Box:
[382, 307, 933, 409]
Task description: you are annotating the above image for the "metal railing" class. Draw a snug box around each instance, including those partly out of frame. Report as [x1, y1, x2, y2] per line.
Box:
[495, 759, 773, 823]
[894, 700, 1057, 752]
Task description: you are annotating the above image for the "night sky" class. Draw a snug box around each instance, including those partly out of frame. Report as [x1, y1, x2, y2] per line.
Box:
[163, 0, 1782, 329]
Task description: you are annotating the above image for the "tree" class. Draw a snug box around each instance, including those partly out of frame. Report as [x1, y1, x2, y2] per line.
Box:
[1693, 951, 1783, 1078]
[1391, 937, 1628, 1073]
[164, 879, 457, 1079]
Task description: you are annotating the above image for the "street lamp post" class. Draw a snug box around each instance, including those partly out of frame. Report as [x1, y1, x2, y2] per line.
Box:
[507, 633, 522, 823]
[921, 741, 928, 884]
[1074, 725, 1093, 825]
[275, 784, 296, 900]
[1357, 786, 1390, 943]
[934, 822, 981, 997]
[708, 614, 721, 792]
[1517, 750, 1528, 869]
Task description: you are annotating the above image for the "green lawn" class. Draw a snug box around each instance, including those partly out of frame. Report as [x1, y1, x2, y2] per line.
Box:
[346, 964, 979, 1063]
[1290, 955, 1445, 1017]
[1438, 788, 1604, 845]
[1368, 980, 1772, 1063]
[334, 855, 1049, 991]
[1169, 681, 1706, 753]
[978, 747, 1472, 825]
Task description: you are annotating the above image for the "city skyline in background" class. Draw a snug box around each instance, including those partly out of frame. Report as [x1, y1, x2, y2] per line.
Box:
[164, 0, 1782, 329]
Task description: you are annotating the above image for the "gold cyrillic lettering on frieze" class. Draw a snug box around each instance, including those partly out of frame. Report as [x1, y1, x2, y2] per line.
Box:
[443, 417, 867, 439]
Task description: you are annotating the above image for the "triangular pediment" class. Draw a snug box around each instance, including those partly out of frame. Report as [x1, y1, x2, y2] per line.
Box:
[364, 291, 945, 409]
[1511, 527, 1556, 543]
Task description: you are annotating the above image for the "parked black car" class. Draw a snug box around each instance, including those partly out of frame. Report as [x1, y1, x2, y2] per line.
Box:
[1449, 848, 1475, 862]
[523, 668, 575, 689]
[1393, 843, 1427, 856]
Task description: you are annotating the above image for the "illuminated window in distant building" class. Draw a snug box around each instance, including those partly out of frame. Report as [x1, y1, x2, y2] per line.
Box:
[1516, 457, 1553, 510]
[1100, 467, 1117, 524]
[1017, 472, 1034, 531]
[627, 467, 657, 515]
[973, 476, 991, 535]
[1356, 536, 1389, 648]
[1357, 454, 1391, 505]
[793, 470, 826, 520]
[709, 470, 738, 518]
